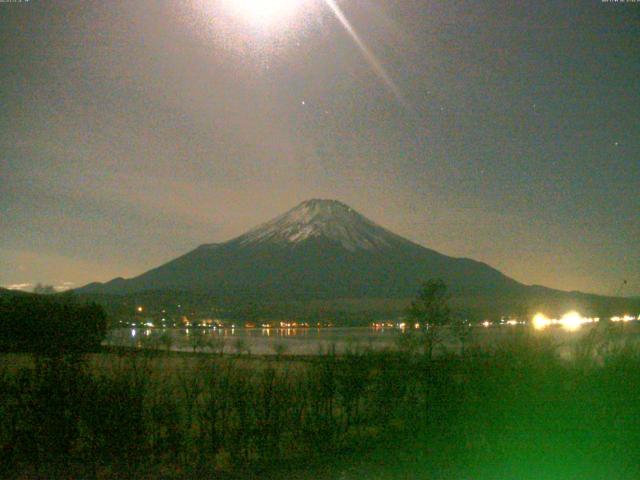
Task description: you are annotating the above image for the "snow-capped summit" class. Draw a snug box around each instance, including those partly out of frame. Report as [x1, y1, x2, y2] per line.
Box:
[235, 199, 404, 251]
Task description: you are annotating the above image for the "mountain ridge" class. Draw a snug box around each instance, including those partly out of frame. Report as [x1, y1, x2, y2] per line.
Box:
[76, 199, 639, 318]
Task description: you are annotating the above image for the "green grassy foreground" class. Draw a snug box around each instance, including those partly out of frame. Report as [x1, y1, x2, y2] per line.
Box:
[1, 329, 640, 479]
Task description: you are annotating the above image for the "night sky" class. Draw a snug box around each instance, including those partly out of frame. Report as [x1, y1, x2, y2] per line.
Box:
[1, 0, 638, 296]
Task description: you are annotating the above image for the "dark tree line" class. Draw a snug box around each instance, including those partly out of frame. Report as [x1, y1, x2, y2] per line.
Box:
[0, 294, 107, 356]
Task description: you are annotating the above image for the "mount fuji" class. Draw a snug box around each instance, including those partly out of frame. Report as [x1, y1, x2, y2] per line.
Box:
[79, 199, 524, 299]
[78, 199, 638, 318]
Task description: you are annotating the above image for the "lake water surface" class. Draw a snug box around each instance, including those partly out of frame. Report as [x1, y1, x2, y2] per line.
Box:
[105, 323, 640, 357]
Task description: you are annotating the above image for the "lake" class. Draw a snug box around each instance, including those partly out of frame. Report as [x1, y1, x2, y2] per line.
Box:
[104, 322, 640, 358]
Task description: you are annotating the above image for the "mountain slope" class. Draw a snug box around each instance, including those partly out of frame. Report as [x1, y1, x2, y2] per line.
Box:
[78, 199, 524, 299]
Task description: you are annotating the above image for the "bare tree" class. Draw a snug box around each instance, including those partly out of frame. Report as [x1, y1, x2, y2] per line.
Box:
[188, 331, 207, 353]
[406, 279, 451, 359]
[451, 316, 473, 355]
[205, 335, 226, 356]
[159, 331, 173, 353]
[272, 342, 288, 360]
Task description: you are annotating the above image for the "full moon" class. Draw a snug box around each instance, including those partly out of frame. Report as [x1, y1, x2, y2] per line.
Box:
[228, 0, 301, 27]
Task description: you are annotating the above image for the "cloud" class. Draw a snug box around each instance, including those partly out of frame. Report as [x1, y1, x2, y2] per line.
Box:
[3, 283, 34, 291]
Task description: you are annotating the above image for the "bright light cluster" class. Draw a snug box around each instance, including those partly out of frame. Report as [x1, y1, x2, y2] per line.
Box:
[532, 313, 552, 330]
[377, 313, 639, 333]
[560, 311, 586, 331]
[531, 311, 601, 331]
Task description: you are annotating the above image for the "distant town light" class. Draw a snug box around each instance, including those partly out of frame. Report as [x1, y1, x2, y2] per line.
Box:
[136, 306, 143, 313]
[532, 313, 551, 331]
[560, 311, 584, 331]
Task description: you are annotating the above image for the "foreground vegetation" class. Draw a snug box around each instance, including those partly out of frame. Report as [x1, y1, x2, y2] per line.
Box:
[2, 289, 639, 478]
[2, 328, 640, 479]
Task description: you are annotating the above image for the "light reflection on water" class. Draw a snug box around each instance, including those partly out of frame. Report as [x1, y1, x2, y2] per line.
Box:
[107, 326, 400, 355]
[104, 323, 640, 357]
